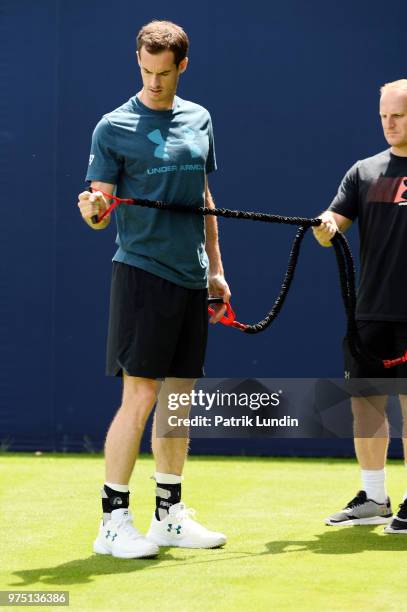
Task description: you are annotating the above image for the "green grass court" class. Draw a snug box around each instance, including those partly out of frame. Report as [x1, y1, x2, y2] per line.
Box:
[2, 453, 407, 611]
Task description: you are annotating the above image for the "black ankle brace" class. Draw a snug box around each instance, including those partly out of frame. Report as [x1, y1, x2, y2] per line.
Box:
[155, 482, 181, 521]
[102, 485, 130, 515]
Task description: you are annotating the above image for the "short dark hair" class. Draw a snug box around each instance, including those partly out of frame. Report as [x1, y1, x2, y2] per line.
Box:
[137, 20, 189, 67]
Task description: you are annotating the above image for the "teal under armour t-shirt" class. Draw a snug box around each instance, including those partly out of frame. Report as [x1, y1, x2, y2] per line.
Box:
[85, 94, 217, 289]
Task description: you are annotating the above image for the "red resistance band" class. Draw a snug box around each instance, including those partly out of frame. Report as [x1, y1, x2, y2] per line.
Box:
[383, 351, 407, 369]
[89, 189, 248, 331]
[207, 302, 248, 331]
[90, 189, 135, 223]
[88, 190, 407, 354]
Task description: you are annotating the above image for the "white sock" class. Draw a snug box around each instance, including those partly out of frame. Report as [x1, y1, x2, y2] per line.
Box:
[104, 482, 129, 493]
[154, 472, 182, 484]
[361, 469, 386, 503]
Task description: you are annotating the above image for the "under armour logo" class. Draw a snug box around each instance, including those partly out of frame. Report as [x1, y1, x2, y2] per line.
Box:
[344, 371, 350, 379]
[167, 523, 182, 534]
[111, 497, 123, 506]
[147, 128, 201, 160]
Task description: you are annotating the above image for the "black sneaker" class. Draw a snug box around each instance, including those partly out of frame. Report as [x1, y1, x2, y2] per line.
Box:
[325, 490, 392, 526]
[384, 499, 407, 534]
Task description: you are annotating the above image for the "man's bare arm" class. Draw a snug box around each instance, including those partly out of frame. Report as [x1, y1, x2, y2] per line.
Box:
[312, 210, 352, 247]
[204, 180, 231, 323]
[77, 181, 115, 230]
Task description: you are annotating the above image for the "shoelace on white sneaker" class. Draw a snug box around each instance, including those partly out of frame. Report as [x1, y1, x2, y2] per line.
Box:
[114, 513, 142, 540]
[171, 503, 196, 522]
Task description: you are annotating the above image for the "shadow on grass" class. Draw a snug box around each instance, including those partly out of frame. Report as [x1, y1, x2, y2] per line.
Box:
[9, 546, 278, 587]
[266, 525, 407, 555]
[9, 550, 178, 586]
[10, 527, 407, 587]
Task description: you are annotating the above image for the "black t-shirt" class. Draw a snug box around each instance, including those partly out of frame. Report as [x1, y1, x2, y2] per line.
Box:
[329, 149, 407, 321]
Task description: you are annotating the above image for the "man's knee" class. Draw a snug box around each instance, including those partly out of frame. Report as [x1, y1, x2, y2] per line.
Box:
[120, 375, 159, 425]
[158, 378, 196, 417]
[351, 396, 389, 437]
[162, 377, 197, 394]
[351, 396, 388, 418]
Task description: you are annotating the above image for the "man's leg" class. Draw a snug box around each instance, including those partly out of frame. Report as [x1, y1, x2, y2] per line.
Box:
[149, 377, 194, 519]
[384, 394, 407, 534]
[93, 374, 160, 559]
[146, 377, 226, 548]
[352, 395, 389, 501]
[325, 395, 392, 526]
[399, 395, 407, 469]
[382, 319, 407, 533]
[352, 395, 389, 470]
[151, 377, 194, 476]
[326, 322, 394, 526]
[105, 373, 160, 484]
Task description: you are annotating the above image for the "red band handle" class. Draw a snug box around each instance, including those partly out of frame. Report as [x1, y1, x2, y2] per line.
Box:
[89, 188, 136, 223]
[383, 350, 407, 369]
[207, 302, 248, 331]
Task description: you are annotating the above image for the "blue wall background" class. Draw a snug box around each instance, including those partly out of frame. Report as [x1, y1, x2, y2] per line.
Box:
[1, 0, 405, 455]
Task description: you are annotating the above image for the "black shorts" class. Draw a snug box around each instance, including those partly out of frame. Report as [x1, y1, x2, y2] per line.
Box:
[106, 262, 208, 379]
[343, 320, 407, 392]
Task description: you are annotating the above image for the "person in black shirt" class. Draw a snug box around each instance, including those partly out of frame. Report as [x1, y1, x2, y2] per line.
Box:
[313, 79, 407, 533]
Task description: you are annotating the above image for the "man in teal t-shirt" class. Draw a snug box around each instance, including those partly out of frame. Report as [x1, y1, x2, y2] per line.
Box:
[87, 93, 216, 288]
[78, 20, 230, 558]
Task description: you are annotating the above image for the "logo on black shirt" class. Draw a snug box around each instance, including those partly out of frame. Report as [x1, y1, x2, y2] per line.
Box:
[367, 176, 407, 204]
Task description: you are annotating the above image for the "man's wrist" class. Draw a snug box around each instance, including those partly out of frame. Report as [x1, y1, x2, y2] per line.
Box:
[208, 269, 224, 278]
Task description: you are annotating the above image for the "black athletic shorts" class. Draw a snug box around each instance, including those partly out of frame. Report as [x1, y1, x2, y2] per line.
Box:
[343, 320, 407, 394]
[106, 262, 208, 379]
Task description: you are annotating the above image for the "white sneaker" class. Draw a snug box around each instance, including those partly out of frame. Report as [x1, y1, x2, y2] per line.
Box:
[146, 502, 227, 549]
[93, 508, 159, 559]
